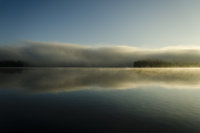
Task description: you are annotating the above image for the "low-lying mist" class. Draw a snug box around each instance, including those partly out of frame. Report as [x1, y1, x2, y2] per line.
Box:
[1, 41, 200, 67]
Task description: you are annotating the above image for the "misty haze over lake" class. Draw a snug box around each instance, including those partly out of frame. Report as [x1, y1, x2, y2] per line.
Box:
[2, 0, 200, 132]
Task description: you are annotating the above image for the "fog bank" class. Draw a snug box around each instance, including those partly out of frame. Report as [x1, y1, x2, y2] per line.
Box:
[0, 42, 200, 66]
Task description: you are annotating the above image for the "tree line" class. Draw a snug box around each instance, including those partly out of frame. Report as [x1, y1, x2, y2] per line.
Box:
[133, 59, 200, 67]
[0, 60, 28, 67]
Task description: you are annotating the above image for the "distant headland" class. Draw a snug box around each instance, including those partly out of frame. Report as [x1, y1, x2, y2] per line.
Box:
[133, 60, 200, 67]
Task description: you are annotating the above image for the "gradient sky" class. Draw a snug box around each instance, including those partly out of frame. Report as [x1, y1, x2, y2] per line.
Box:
[1, 0, 200, 48]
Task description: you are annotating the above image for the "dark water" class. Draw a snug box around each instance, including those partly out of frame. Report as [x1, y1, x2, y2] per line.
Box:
[0, 68, 200, 133]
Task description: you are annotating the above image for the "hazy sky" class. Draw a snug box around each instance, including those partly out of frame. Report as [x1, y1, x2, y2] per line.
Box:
[1, 0, 200, 48]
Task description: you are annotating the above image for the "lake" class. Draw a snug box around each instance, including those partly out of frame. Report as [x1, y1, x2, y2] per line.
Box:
[0, 68, 200, 132]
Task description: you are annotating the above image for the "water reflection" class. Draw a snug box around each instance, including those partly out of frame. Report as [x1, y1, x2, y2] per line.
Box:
[1, 68, 200, 93]
[1, 68, 200, 132]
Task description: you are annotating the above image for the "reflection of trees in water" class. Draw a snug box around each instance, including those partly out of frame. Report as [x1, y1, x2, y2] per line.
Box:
[0, 68, 200, 93]
[0, 68, 24, 74]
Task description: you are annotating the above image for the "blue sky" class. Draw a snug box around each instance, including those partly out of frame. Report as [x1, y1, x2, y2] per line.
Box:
[1, 0, 200, 48]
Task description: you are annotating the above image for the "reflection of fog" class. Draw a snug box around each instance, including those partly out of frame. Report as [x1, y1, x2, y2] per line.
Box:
[1, 68, 200, 93]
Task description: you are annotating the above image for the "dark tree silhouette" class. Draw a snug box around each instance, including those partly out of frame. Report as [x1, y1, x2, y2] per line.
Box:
[133, 60, 174, 67]
[0, 60, 28, 67]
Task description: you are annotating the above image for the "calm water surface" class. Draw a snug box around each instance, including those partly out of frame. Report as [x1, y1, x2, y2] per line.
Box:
[0, 68, 200, 132]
